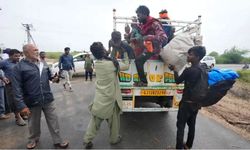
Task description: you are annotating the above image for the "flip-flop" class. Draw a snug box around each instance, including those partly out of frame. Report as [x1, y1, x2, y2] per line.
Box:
[26, 141, 37, 149]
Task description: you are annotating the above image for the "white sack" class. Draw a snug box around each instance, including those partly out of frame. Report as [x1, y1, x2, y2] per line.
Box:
[160, 33, 194, 74]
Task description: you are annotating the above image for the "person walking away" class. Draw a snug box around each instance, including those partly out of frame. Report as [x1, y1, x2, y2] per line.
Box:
[84, 54, 94, 81]
[58, 47, 75, 91]
[169, 46, 206, 149]
[12, 44, 69, 149]
[0, 49, 26, 125]
[0, 69, 10, 119]
[134, 5, 168, 87]
[83, 42, 126, 149]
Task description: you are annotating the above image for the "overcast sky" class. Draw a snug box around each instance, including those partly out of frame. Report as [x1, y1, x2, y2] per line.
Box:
[0, 0, 250, 54]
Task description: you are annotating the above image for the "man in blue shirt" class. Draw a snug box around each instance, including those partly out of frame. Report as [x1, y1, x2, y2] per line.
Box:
[58, 47, 75, 91]
[0, 49, 26, 126]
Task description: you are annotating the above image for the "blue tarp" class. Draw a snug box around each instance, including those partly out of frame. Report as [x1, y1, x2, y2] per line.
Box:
[208, 68, 239, 85]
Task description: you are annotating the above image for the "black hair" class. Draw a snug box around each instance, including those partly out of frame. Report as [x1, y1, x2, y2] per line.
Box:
[64, 47, 70, 51]
[136, 5, 150, 16]
[188, 46, 206, 61]
[90, 42, 120, 73]
[9, 49, 20, 56]
[159, 9, 168, 14]
[111, 31, 121, 42]
[90, 42, 105, 59]
[39, 51, 45, 55]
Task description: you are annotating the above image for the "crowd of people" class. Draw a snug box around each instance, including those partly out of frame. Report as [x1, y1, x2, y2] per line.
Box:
[0, 5, 207, 149]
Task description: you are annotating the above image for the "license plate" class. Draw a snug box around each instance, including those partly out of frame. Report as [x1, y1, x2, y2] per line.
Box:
[140, 90, 167, 96]
[123, 101, 133, 109]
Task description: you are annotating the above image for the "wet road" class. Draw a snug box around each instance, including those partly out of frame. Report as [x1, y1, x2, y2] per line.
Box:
[0, 77, 250, 149]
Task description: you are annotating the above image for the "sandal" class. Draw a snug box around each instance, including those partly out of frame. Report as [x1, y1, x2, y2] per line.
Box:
[26, 141, 38, 149]
[54, 141, 69, 149]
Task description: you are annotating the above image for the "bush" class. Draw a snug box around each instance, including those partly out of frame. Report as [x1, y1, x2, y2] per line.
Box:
[45, 51, 81, 59]
[237, 70, 250, 83]
[46, 52, 63, 59]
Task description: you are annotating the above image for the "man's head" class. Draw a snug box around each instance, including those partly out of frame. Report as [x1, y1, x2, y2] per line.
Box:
[90, 42, 106, 59]
[39, 51, 46, 60]
[159, 9, 169, 19]
[9, 49, 21, 62]
[64, 47, 70, 55]
[23, 44, 39, 61]
[136, 5, 150, 24]
[86, 54, 90, 58]
[187, 46, 206, 63]
[111, 31, 122, 45]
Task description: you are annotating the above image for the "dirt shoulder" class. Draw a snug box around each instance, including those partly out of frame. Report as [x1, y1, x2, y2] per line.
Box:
[200, 80, 250, 141]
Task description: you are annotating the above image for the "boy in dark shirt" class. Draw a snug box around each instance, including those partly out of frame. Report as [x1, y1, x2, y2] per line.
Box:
[169, 46, 206, 149]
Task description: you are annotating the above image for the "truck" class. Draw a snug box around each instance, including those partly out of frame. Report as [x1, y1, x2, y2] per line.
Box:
[113, 9, 202, 112]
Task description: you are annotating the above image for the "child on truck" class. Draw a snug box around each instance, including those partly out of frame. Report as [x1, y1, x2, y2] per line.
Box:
[108, 31, 135, 59]
[169, 46, 206, 149]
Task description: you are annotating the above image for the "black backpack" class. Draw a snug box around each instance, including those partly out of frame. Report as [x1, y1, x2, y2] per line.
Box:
[189, 64, 209, 103]
[189, 63, 236, 107]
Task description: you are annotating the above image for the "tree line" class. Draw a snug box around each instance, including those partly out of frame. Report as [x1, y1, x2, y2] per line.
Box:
[208, 46, 250, 64]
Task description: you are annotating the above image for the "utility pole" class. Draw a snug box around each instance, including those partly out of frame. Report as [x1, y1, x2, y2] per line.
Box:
[22, 24, 36, 46]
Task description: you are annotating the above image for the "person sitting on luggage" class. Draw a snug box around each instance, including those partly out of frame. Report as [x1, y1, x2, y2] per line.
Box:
[168, 46, 206, 149]
[108, 31, 135, 59]
[159, 9, 175, 45]
[133, 5, 167, 87]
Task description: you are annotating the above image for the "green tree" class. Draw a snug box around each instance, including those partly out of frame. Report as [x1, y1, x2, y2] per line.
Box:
[220, 46, 249, 64]
[208, 51, 219, 57]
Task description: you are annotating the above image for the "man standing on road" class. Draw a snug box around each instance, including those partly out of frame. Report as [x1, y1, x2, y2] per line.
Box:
[58, 47, 75, 91]
[39, 51, 46, 63]
[12, 44, 69, 149]
[0, 49, 27, 126]
[169, 46, 206, 149]
[84, 54, 94, 81]
[83, 42, 124, 149]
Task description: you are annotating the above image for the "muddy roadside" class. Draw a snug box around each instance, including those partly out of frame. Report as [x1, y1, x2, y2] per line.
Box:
[200, 80, 250, 141]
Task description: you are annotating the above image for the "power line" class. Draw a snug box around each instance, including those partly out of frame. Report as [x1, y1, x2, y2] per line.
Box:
[22, 24, 36, 46]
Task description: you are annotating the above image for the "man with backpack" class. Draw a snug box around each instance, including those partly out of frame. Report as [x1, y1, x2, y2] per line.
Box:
[169, 46, 206, 149]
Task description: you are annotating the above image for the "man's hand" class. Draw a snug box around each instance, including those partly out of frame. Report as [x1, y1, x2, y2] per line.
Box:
[168, 64, 175, 71]
[143, 35, 154, 41]
[20, 107, 31, 117]
[2, 77, 10, 84]
[52, 76, 60, 83]
[73, 68, 76, 72]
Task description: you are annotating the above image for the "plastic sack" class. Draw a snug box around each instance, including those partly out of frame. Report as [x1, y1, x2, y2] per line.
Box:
[160, 33, 194, 74]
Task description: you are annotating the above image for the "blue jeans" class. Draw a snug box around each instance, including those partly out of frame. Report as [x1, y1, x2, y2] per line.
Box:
[0, 87, 5, 115]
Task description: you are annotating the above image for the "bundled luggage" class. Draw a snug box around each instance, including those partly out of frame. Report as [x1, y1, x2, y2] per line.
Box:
[191, 64, 239, 107]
